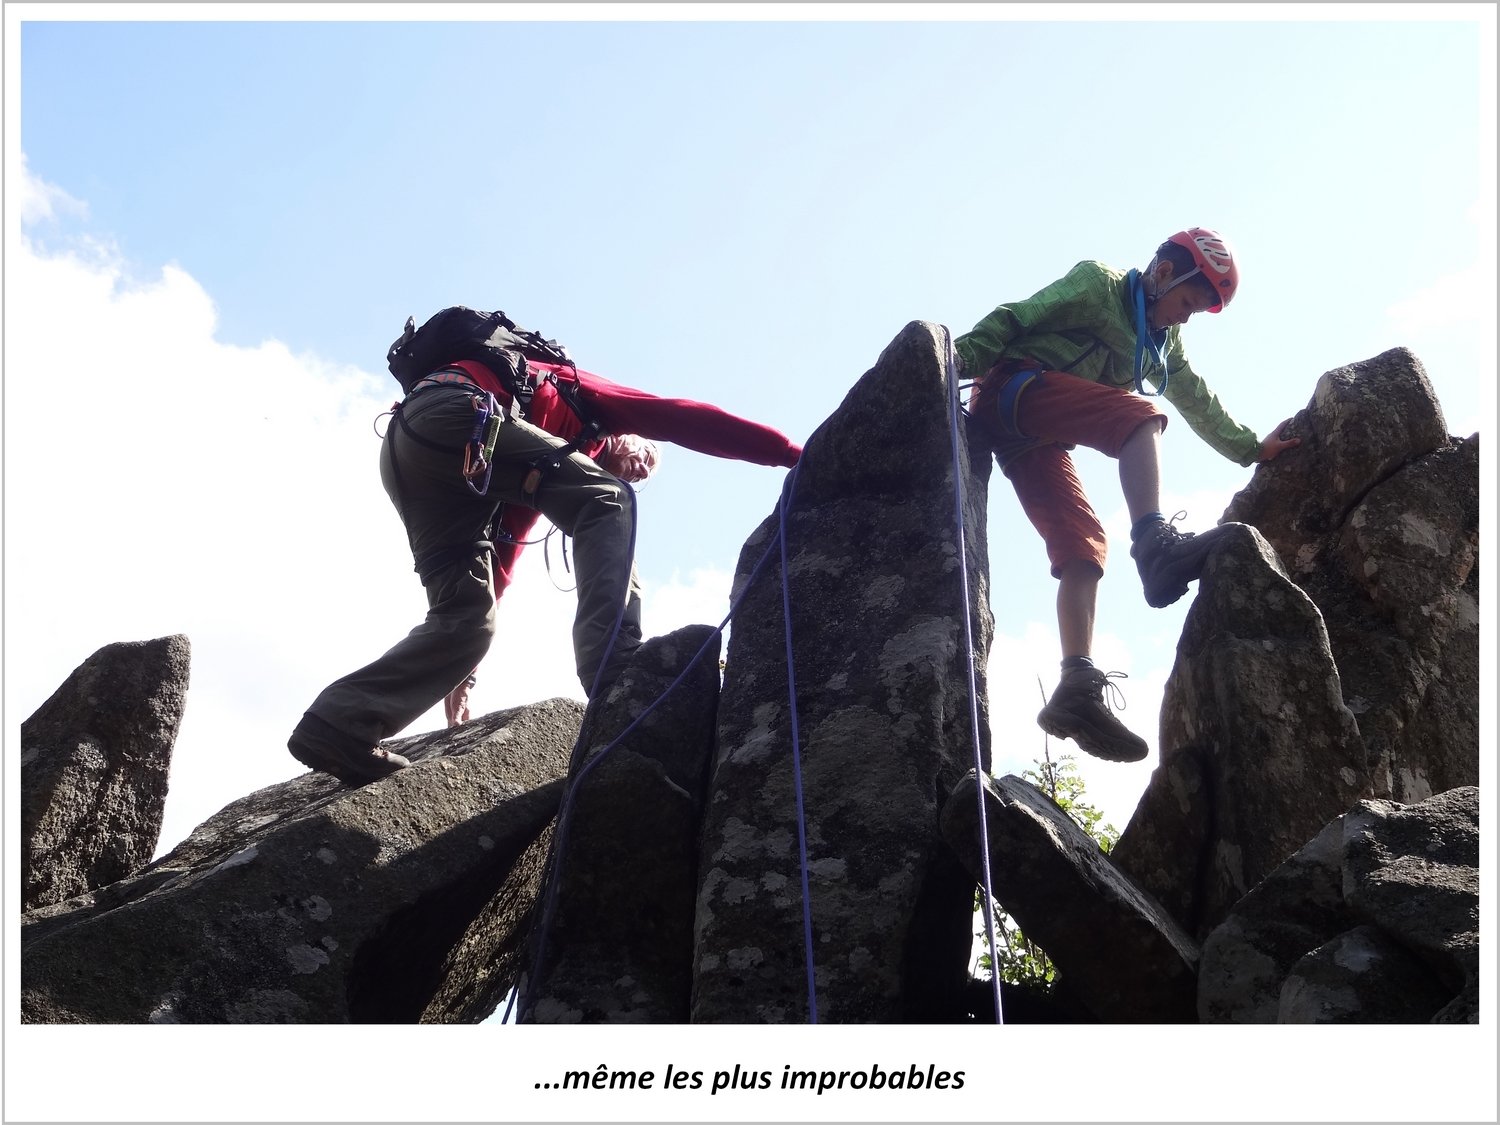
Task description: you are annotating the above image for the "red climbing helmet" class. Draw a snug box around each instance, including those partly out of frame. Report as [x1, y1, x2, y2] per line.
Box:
[1165, 227, 1239, 312]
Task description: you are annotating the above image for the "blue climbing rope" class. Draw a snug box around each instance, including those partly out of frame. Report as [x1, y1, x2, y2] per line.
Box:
[776, 462, 819, 1023]
[508, 335, 1000, 1025]
[943, 327, 1006, 1026]
[507, 475, 640, 1023]
[1127, 267, 1170, 397]
[508, 473, 800, 1024]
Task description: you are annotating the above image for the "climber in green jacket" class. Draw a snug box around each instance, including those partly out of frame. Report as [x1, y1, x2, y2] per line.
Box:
[956, 228, 1301, 764]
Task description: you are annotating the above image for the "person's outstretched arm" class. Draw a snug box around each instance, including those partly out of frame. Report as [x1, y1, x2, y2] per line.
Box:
[569, 369, 802, 467]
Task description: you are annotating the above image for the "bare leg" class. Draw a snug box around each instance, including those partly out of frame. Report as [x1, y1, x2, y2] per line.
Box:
[1041, 557, 1148, 763]
[1057, 558, 1101, 660]
[1118, 417, 1167, 523]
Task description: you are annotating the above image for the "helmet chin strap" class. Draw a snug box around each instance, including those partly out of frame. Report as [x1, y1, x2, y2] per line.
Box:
[1149, 262, 1203, 299]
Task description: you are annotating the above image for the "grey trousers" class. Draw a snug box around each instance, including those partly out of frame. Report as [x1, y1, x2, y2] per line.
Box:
[306, 385, 641, 748]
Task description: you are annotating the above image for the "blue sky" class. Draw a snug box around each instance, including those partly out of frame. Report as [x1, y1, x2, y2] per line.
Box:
[6, 5, 1495, 1122]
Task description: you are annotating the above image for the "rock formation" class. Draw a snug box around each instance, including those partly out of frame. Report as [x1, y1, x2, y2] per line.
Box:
[520, 625, 723, 1023]
[1113, 347, 1479, 940]
[940, 771, 1199, 1023]
[19, 334, 1479, 1026]
[1221, 347, 1479, 804]
[689, 321, 993, 1023]
[21, 700, 578, 1023]
[1108, 523, 1369, 938]
[21, 635, 190, 911]
[1198, 786, 1478, 1023]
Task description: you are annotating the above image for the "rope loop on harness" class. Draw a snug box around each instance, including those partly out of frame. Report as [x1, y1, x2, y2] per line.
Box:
[542, 525, 575, 592]
[373, 404, 399, 439]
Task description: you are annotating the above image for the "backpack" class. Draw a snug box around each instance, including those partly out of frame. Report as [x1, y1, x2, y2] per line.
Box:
[386, 307, 603, 475]
[385, 306, 575, 396]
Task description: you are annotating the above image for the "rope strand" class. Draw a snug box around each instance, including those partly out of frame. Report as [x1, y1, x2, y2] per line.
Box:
[777, 463, 819, 1022]
[509, 477, 794, 1023]
[942, 327, 1006, 1026]
[509, 329, 997, 1024]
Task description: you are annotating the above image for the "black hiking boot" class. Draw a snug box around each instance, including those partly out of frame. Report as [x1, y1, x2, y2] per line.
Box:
[1131, 516, 1239, 609]
[288, 712, 410, 786]
[1036, 665, 1149, 763]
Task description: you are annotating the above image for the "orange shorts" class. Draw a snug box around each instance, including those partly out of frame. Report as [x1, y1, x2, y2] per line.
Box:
[972, 365, 1167, 578]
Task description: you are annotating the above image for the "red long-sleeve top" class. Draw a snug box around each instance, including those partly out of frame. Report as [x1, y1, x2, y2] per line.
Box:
[447, 359, 802, 596]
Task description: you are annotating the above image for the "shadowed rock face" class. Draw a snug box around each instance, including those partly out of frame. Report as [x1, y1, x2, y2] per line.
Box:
[1197, 786, 1478, 1024]
[21, 635, 191, 911]
[21, 700, 580, 1023]
[521, 625, 723, 1024]
[691, 321, 994, 1024]
[1112, 524, 1369, 939]
[941, 771, 1199, 1023]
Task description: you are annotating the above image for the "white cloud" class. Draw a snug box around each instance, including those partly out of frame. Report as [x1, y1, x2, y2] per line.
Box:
[5, 163, 778, 857]
[646, 565, 736, 632]
[3, 158, 1199, 862]
[6, 164, 593, 854]
[14, 151, 88, 227]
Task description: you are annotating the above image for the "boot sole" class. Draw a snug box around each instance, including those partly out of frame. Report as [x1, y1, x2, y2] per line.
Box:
[1037, 706, 1149, 763]
[289, 736, 410, 786]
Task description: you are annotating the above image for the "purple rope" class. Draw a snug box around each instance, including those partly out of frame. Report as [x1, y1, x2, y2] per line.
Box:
[943, 329, 1005, 1025]
[509, 478, 791, 1024]
[509, 343, 997, 1026]
[776, 463, 819, 1023]
[508, 475, 641, 1024]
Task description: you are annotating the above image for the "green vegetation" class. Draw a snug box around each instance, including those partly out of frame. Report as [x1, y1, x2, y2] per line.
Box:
[973, 741, 1120, 991]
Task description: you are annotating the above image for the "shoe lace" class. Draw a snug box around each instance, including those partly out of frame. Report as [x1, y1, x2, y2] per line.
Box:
[1091, 668, 1131, 712]
[1154, 510, 1195, 546]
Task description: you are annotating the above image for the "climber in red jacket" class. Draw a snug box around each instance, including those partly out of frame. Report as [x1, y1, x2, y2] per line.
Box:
[288, 354, 802, 786]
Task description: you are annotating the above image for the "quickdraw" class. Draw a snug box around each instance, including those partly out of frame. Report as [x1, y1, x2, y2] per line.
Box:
[461, 392, 504, 496]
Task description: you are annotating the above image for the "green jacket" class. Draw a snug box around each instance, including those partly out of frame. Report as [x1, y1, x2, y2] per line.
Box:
[954, 259, 1261, 467]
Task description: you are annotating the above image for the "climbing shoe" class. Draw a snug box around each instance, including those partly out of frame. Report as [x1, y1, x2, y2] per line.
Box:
[1131, 516, 1238, 609]
[287, 712, 410, 786]
[1036, 665, 1149, 763]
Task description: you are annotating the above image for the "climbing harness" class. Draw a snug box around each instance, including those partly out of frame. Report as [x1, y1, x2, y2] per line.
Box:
[987, 364, 1046, 440]
[965, 361, 1055, 474]
[1127, 267, 1171, 397]
[520, 415, 604, 500]
[378, 381, 504, 585]
[377, 365, 594, 585]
